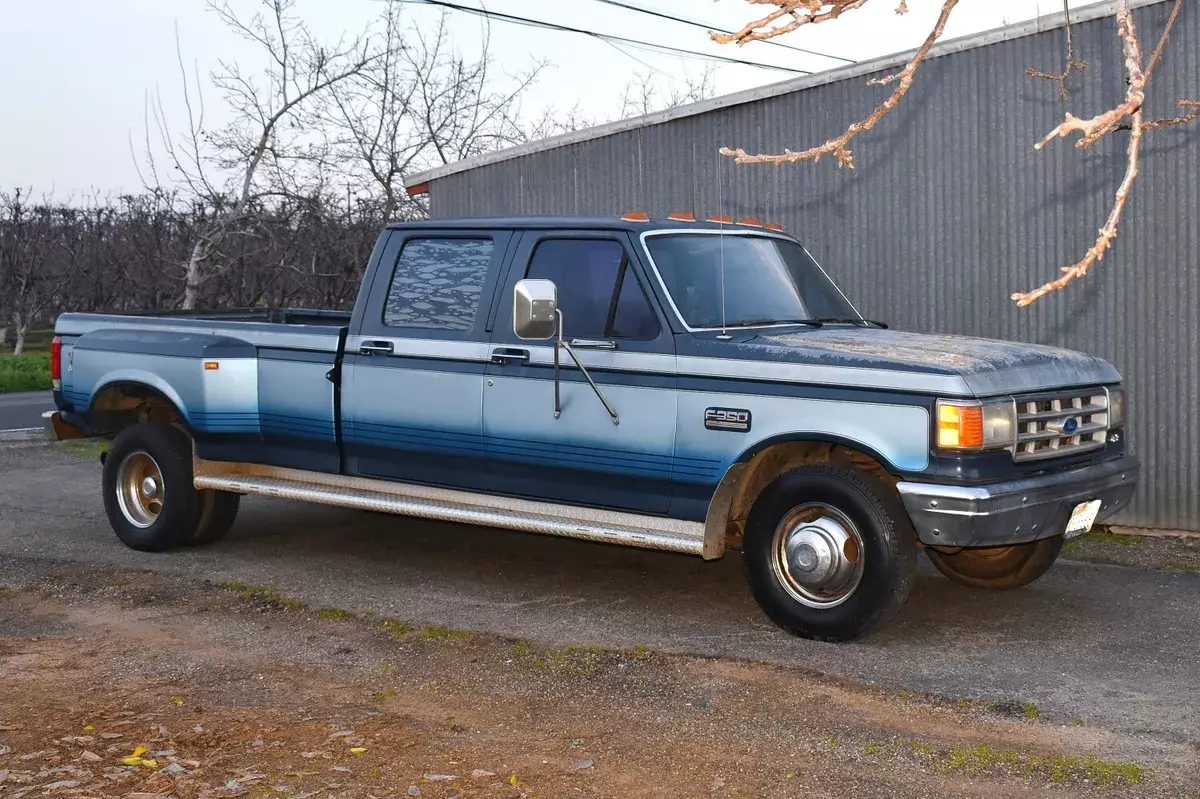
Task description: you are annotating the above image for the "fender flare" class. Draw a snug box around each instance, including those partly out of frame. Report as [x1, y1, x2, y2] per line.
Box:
[702, 433, 913, 559]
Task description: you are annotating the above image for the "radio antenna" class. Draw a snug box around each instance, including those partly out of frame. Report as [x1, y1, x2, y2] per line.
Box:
[718, 151, 728, 339]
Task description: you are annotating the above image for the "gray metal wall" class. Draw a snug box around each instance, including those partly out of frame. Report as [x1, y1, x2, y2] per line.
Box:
[428, 1, 1200, 530]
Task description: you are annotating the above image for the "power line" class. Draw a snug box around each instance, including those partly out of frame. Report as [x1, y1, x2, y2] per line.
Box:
[586, 0, 854, 64]
[393, 0, 811, 75]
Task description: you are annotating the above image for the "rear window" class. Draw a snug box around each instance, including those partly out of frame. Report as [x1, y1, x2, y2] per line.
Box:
[383, 238, 494, 330]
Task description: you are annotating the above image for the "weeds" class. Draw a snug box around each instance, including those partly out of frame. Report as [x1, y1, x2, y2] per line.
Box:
[417, 625, 471, 641]
[380, 619, 411, 639]
[0, 353, 51, 393]
[314, 607, 356, 621]
[1022, 701, 1042, 720]
[220, 581, 306, 611]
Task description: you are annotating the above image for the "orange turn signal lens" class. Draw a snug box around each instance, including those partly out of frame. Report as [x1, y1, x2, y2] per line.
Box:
[937, 403, 984, 449]
[204, 361, 220, 371]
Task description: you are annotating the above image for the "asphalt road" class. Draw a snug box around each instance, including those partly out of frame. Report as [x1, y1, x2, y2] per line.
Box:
[0, 391, 52, 432]
[1, 441, 1197, 758]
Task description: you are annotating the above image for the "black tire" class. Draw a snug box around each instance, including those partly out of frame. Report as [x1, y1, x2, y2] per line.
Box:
[743, 464, 917, 642]
[102, 422, 202, 552]
[191, 490, 241, 546]
[926, 536, 1063, 590]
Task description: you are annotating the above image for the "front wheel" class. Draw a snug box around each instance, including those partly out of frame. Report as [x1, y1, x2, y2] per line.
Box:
[743, 464, 917, 642]
[926, 536, 1063, 589]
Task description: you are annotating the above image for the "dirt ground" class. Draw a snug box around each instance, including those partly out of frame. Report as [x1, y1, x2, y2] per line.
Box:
[1, 568, 1192, 799]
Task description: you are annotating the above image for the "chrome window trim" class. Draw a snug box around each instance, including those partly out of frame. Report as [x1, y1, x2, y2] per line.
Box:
[637, 228, 864, 333]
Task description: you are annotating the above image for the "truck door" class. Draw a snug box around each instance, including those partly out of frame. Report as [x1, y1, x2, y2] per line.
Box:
[342, 228, 511, 490]
[483, 231, 678, 514]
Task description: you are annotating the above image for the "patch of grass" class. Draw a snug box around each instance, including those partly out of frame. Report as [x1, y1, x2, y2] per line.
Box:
[1023, 701, 1042, 720]
[1079, 529, 1143, 547]
[1160, 560, 1200, 572]
[373, 688, 397, 702]
[380, 618, 411, 639]
[533, 645, 608, 676]
[862, 740, 887, 756]
[510, 640, 533, 657]
[943, 744, 1023, 775]
[1081, 754, 1146, 787]
[220, 581, 306, 611]
[1068, 717, 1086, 727]
[819, 736, 839, 748]
[416, 625, 471, 641]
[313, 607, 356, 621]
[0, 352, 51, 393]
[937, 743, 1145, 787]
[908, 741, 933, 757]
[56, 438, 109, 459]
[0, 586, 20, 598]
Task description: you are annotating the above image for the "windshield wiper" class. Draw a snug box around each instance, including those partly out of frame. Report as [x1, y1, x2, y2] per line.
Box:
[812, 317, 889, 329]
[720, 318, 824, 329]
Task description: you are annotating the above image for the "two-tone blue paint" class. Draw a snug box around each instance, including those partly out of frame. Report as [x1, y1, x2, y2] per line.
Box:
[53, 217, 1128, 527]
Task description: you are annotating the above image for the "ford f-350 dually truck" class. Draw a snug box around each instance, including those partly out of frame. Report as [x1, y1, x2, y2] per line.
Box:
[45, 215, 1139, 641]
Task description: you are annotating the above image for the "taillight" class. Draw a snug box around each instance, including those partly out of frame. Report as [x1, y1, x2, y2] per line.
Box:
[50, 335, 63, 390]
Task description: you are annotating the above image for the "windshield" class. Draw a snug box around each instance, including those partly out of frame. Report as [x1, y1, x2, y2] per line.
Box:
[644, 233, 858, 329]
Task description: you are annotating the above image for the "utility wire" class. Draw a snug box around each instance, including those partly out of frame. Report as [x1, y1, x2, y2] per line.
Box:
[586, 0, 854, 64]
[393, 0, 810, 75]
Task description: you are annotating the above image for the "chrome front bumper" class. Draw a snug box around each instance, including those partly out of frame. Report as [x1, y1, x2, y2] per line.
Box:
[897, 456, 1140, 547]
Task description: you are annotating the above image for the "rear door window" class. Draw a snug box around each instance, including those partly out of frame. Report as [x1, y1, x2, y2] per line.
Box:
[384, 238, 494, 331]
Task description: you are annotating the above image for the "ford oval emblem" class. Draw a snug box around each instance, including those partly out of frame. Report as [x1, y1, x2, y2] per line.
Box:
[1063, 417, 1079, 434]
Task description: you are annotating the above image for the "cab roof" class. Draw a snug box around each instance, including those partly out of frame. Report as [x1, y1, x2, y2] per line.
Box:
[385, 215, 791, 235]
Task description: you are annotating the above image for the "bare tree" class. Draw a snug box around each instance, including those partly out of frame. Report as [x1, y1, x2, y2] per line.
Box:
[148, 0, 378, 308]
[714, 0, 1198, 305]
[0, 190, 73, 354]
[617, 65, 718, 119]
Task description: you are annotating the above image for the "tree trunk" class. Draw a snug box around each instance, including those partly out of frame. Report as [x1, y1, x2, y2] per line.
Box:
[12, 315, 27, 356]
[183, 237, 207, 310]
[0, 326, 7, 349]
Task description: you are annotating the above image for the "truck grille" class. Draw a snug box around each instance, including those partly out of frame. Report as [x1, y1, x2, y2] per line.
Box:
[1013, 390, 1109, 462]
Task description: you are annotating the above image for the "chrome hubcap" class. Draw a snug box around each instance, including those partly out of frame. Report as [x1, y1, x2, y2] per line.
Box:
[116, 451, 164, 528]
[771, 503, 864, 608]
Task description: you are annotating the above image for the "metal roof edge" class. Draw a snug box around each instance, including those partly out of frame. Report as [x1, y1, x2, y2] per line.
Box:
[405, 0, 1168, 189]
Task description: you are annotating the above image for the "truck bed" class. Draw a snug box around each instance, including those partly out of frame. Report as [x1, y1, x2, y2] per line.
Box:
[55, 310, 350, 473]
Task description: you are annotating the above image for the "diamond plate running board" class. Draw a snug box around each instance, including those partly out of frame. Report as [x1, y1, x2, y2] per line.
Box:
[193, 457, 706, 556]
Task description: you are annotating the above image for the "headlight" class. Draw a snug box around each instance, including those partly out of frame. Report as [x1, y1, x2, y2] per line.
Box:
[1107, 388, 1126, 427]
[936, 399, 1016, 451]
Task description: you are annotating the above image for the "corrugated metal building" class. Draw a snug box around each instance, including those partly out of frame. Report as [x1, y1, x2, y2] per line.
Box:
[406, 0, 1199, 530]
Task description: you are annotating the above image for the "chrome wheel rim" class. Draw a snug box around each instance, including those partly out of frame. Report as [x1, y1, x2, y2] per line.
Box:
[116, 451, 164, 528]
[770, 503, 865, 609]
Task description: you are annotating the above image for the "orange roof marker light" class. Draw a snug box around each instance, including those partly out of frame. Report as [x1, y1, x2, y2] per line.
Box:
[621, 211, 651, 222]
[707, 214, 733, 224]
[764, 222, 785, 232]
[667, 211, 696, 222]
[736, 217, 763, 228]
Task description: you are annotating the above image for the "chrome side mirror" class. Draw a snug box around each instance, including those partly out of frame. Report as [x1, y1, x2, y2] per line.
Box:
[513, 278, 558, 340]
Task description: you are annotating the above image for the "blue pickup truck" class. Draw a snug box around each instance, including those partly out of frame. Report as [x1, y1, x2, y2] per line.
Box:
[46, 215, 1139, 641]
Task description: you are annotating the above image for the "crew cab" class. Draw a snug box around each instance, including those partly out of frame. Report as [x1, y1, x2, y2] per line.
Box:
[46, 215, 1140, 641]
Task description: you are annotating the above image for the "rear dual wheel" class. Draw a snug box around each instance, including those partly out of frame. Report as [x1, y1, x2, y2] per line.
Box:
[103, 422, 240, 552]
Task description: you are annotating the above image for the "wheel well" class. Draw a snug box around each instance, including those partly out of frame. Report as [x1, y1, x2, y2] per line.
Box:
[89, 383, 186, 437]
[709, 440, 899, 553]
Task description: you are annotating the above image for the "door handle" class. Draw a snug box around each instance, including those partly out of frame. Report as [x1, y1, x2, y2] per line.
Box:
[359, 340, 394, 355]
[569, 338, 617, 350]
[491, 347, 530, 364]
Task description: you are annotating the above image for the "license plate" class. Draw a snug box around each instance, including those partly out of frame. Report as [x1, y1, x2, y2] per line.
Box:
[1065, 499, 1102, 538]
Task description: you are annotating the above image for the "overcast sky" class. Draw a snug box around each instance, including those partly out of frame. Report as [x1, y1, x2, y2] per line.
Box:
[0, 0, 1106, 196]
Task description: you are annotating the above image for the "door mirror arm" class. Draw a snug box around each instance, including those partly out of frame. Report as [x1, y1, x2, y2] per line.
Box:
[554, 309, 619, 426]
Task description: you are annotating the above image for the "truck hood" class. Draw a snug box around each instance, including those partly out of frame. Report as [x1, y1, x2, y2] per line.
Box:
[709, 328, 1120, 397]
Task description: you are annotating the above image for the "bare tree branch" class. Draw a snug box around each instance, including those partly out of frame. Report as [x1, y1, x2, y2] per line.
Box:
[1027, 0, 1088, 101]
[719, 0, 958, 169]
